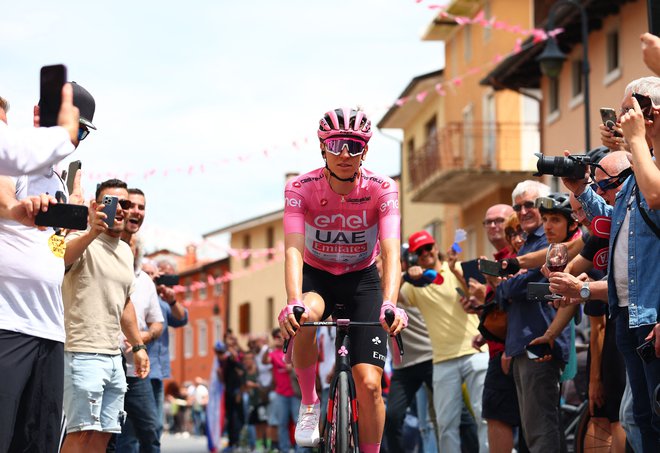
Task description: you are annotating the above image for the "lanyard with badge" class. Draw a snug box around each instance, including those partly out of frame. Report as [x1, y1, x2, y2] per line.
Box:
[47, 190, 67, 258]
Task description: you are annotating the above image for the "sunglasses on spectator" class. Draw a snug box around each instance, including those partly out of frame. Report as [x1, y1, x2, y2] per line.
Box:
[117, 199, 134, 210]
[482, 217, 506, 227]
[512, 201, 535, 212]
[77, 126, 90, 141]
[324, 138, 367, 157]
[413, 244, 434, 255]
[505, 228, 527, 241]
[591, 167, 633, 192]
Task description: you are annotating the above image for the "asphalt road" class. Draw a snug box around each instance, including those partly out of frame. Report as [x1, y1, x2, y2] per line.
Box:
[161, 432, 208, 453]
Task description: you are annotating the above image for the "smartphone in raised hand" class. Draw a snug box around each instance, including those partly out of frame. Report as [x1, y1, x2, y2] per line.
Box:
[600, 107, 622, 138]
[39, 64, 67, 127]
[101, 195, 118, 227]
[66, 160, 82, 195]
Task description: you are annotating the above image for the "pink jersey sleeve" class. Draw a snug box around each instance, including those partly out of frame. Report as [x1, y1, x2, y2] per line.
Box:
[377, 183, 400, 240]
[284, 185, 306, 235]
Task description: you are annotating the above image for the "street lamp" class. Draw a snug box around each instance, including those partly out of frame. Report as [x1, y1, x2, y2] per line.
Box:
[537, 0, 590, 151]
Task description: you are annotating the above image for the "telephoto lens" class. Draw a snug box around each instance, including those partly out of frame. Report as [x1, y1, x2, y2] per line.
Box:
[533, 153, 589, 179]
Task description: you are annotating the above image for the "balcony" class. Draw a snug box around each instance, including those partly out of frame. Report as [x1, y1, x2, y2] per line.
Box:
[407, 121, 539, 204]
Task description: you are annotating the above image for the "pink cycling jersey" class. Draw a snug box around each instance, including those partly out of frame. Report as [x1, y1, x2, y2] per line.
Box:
[284, 167, 400, 275]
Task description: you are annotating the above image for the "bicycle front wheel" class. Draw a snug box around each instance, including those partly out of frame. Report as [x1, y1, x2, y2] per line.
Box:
[325, 371, 353, 453]
[574, 408, 612, 453]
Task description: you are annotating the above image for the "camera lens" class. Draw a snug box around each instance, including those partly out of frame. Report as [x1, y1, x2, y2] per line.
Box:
[534, 153, 588, 179]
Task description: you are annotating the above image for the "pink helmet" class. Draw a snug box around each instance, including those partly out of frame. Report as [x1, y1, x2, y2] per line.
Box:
[318, 108, 372, 143]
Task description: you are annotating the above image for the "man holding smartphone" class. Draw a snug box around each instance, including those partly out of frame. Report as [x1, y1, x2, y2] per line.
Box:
[0, 81, 95, 452]
[61, 179, 149, 453]
[114, 188, 165, 452]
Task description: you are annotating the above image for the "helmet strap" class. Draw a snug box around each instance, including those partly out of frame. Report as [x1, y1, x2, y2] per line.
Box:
[325, 163, 358, 183]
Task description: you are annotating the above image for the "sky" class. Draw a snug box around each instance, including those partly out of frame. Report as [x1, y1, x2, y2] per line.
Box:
[1, 0, 446, 255]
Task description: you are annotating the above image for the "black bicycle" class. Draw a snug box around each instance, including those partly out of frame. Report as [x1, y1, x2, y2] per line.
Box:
[283, 305, 404, 452]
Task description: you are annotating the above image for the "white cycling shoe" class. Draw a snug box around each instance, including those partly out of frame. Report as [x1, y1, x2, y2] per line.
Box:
[294, 400, 321, 447]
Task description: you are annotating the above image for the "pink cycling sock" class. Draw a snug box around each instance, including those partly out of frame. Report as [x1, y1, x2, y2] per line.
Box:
[359, 442, 381, 453]
[294, 364, 319, 406]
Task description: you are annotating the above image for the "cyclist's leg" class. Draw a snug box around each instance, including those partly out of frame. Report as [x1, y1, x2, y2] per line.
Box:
[352, 363, 385, 451]
[292, 291, 325, 405]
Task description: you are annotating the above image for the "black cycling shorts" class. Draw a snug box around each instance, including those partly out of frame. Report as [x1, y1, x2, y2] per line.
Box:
[302, 263, 387, 369]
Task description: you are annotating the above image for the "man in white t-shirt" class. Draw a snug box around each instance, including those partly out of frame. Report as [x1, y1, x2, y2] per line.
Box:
[61, 179, 149, 453]
[115, 187, 165, 452]
[0, 83, 95, 453]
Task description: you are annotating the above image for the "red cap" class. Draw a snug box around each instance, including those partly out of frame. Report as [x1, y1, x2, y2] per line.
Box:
[408, 231, 435, 253]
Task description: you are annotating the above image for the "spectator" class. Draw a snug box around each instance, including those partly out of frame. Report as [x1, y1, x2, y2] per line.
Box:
[188, 377, 209, 437]
[0, 82, 93, 453]
[0, 83, 82, 176]
[641, 33, 660, 77]
[60, 179, 149, 453]
[216, 336, 246, 451]
[148, 258, 188, 444]
[263, 328, 301, 453]
[115, 187, 165, 453]
[503, 213, 526, 253]
[495, 181, 571, 453]
[254, 333, 277, 451]
[401, 230, 489, 452]
[563, 78, 660, 451]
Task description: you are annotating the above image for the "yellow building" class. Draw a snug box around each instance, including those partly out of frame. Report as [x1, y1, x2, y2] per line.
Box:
[380, 0, 538, 258]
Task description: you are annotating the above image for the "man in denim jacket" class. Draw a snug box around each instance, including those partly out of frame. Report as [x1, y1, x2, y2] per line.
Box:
[564, 77, 660, 451]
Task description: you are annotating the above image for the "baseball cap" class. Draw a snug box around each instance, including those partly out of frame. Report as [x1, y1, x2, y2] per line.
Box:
[214, 340, 227, 353]
[71, 81, 96, 130]
[408, 231, 435, 253]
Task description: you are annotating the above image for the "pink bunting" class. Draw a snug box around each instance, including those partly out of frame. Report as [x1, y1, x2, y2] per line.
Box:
[395, 97, 409, 106]
[451, 77, 463, 87]
[513, 38, 522, 54]
[416, 91, 428, 103]
[454, 16, 470, 25]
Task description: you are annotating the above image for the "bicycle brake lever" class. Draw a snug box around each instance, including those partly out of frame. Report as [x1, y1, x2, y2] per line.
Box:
[384, 309, 405, 358]
[283, 305, 306, 354]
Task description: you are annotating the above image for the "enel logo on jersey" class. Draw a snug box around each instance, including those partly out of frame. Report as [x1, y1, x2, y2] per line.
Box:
[313, 211, 368, 229]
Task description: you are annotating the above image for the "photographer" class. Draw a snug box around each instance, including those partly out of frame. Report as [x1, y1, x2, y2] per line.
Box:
[563, 78, 660, 451]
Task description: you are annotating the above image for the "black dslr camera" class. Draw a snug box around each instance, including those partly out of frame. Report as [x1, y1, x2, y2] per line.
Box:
[533, 153, 591, 180]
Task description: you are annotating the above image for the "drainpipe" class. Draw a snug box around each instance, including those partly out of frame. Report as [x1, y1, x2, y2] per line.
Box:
[377, 128, 405, 230]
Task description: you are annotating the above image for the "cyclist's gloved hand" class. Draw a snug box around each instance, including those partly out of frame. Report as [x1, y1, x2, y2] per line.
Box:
[379, 302, 408, 335]
[278, 299, 310, 339]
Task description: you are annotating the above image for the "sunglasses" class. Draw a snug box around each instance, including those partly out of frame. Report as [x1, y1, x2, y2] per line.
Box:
[591, 167, 632, 193]
[482, 217, 505, 227]
[117, 199, 134, 210]
[505, 228, 527, 240]
[324, 138, 366, 157]
[632, 92, 654, 120]
[78, 126, 90, 141]
[512, 201, 535, 212]
[413, 244, 434, 255]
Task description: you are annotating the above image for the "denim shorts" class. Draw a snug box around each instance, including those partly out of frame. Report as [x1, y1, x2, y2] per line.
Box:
[63, 352, 127, 433]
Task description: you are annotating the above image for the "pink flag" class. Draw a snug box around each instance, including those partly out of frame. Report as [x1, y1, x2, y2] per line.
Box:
[416, 91, 428, 103]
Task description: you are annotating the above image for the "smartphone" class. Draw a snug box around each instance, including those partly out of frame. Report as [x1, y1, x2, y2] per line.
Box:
[455, 287, 466, 298]
[636, 338, 657, 363]
[478, 259, 502, 277]
[649, 0, 660, 37]
[39, 64, 67, 127]
[35, 203, 88, 230]
[632, 92, 654, 120]
[526, 343, 552, 360]
[460, 259, 486, 284]
[600, 107, 622, 138]
[66, 161, 82, 195]
[101, 195, 118, 227]
[527, 282, 552, 301]
[155, 274, 180, 287]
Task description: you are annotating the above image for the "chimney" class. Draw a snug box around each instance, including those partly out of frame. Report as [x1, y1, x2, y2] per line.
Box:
[184, 244, 197, 267]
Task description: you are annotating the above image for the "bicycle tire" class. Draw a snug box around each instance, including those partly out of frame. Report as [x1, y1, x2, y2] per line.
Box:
[325, 371, 353, 453]
[574, 407, 612, 453]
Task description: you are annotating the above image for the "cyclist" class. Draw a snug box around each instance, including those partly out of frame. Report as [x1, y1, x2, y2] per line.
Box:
[279, 107, 407, 452]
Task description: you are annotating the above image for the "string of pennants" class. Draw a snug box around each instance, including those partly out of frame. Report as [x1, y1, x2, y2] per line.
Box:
[80, 3, 562, 182]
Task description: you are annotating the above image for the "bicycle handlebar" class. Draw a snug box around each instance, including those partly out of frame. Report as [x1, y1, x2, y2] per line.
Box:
[282, 305, 405, 358]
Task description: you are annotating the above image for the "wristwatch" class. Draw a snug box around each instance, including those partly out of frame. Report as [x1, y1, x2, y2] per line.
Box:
[579, 282, 591, 300]
[132, 344, 147, 353]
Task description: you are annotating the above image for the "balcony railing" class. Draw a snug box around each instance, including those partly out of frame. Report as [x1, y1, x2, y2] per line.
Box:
[407, 121, 539, 191]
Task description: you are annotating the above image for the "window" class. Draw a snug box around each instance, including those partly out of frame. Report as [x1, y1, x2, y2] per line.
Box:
[169, 327, 177, 361]
[407, 138, 415, 156]
[424, 116, 437, 156]
[183, 325, 193, 359]
[483, 3, 492, 41]
[243, 234, 251, 268]
[184, 278, 192, 301]
[548, 77, 560, 115]
[483, 92, 496, 166]
[571, 59, 583, 98]
[606, 30, 619, 74]
[462, 104, 475, 165]
[266, 227, 274, 261]
[239, 302, 251, 335]
[197, 320, 208, 357]
[199, 277, 207, 300]
[267, 297, 274, 330]
[213, 272, 223, 296]
[212, 316, 223, 345]
[424, 220, 443, 247]
[464, 24, 472, 62]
